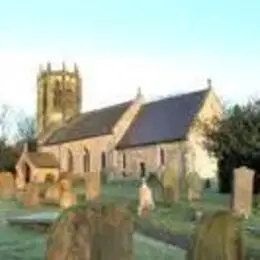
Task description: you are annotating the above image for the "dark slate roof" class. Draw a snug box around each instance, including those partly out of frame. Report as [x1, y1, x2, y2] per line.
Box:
[44, 101, 132, 145]
[117, 88, 210, 149]
[27, 152, 59, 168]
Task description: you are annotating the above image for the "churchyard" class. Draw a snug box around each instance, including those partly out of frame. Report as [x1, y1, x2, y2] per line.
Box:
[0, 167, 260, 259]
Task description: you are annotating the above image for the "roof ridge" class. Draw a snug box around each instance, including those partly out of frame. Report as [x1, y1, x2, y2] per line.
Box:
[81, 100, 133, 116]
[64, 99, 133, 128]
[145, 87, 209, 105]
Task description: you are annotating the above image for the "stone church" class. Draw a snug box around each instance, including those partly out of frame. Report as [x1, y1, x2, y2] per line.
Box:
[16, 62, 223, 187]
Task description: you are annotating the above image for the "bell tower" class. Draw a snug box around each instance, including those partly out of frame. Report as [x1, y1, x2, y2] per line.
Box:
[36, 62, 82, 136]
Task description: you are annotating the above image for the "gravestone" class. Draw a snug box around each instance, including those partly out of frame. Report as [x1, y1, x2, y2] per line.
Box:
[58, 179, 77, 209]
[186, 210, 245, 260]
[0, 172, 15, 199]
[146, 173, 164, 202]
[85, 171, 101, 201]
[46, 202, 133, 260]
[44, 183, 62, 204]
[22, 183, 40, 207]
[232, 166, 255, 218]
[162, 161, 179, 202]
[186, 171, 203, 201]
[137, 178, 155, 218]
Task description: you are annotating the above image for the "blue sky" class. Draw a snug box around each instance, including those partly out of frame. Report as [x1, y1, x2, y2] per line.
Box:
[0, 0, 260, 118]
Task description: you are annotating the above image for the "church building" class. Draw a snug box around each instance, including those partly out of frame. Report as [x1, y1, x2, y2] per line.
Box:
[16, 63, 223, 186]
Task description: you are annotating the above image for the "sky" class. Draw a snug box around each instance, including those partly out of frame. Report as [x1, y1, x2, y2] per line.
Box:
[0, 0, 260, 120]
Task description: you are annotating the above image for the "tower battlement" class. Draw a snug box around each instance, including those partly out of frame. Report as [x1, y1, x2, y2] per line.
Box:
[36, 62, 82, 136]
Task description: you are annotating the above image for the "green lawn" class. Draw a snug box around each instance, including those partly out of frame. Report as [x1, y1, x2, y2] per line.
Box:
[1, 180, 260, 259]
[93, 180, 260, 252]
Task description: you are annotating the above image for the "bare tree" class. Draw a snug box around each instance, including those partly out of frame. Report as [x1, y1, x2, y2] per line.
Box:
[0, 104, 12, 142]
[15, 112, 36, 142]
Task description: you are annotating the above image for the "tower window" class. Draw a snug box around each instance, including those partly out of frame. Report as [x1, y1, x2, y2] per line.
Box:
[53, 80, 62, 108]
[160, 148, 165, 165]
[42, 81, 48, 114]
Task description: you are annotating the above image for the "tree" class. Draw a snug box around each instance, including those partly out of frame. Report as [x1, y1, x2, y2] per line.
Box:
[15, 112, 37, 152]
[0, 104, 12, 141]
[201, 98, 260, 193]
[0, 105, 17, 173]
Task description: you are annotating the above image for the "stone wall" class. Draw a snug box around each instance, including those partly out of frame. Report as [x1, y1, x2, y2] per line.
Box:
[34, 168, 59, 183]
[40, 134, 112, 175]
[117, 141, 186, 179]
[186, 89, 223, 179]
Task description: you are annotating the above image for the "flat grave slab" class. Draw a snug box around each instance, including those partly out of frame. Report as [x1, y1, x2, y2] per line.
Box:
[6, 211, 60, 231]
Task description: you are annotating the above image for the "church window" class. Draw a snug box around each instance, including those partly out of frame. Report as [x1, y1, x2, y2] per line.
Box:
[160, 148, 165, 165]
[122, 153, 126, 169]
[101, 152, 106, 169]
[67, 149, 74, 172]
[53, 80, 62, 108]
[42, 81, 48, 114]
[83, 148, 90, 172]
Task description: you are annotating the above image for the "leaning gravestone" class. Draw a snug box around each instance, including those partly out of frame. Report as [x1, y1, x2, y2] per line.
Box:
[162, 161, 179, 202]
[85, 171, 101, 201]
[46, 202, 133, 260]
[185, 171, 203, 201]
[232, 166, 255, 218]
[146, 173, 164, 202]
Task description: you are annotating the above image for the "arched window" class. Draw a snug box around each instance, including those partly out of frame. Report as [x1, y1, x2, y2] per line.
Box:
[160, 148, 165, 165]
[83, 148, 90, 172]
[101, 152, 106, 169]
[42, 81, 48, 115]
[53, 80, 62, 108]
[67, 150, 74, 172]
[122, 153, 126, 169]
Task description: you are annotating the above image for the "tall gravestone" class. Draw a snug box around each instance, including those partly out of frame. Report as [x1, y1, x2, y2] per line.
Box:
[46, 202, 133, 260]
[85, 171, 101, 201]
[163, 161, 179, 202]
[232, 166, 255, 218]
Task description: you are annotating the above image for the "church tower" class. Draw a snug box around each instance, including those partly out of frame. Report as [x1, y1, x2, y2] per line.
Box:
[36, 62, 82, 136]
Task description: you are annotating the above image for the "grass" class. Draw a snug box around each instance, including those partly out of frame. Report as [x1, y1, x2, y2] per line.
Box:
[1, 180, 260, 259]
[134, 233, 185, 260]
[92, 180, 260, 252]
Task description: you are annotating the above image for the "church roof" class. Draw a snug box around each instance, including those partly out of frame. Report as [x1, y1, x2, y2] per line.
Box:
[44, 101, 132, 145]
[26, 152, 59, 168]
[117, 88, 210, 149]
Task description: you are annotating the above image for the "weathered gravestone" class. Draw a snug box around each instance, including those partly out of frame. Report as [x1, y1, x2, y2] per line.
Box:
[85, 171, 101, 201]
[162, 161, 179, 202]
[138, 178, 155, 218]
[46, 202, 133, 260]
[44, 183, 62, 204]
[59, 179, 77, 209]
[185, 171, 203, 201]
[22, 183, 40, 207]
[186, 210, 245, 260]
[0, 172, 15, 199]
[146, 173, 164, 202]
[232, 166, 255, 218]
